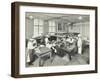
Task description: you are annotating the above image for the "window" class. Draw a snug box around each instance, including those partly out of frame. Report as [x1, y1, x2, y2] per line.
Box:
[48, 20, 56, 33]
[58, 23, 66, 32]
[58, 23, 62, 31]
[33, 19, 44, 37]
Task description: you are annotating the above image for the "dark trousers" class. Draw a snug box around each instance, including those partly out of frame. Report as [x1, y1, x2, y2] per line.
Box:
[28, 49, 38, 65]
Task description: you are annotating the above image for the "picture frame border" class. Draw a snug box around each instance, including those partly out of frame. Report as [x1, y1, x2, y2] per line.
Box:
[11, 2, 98, 78]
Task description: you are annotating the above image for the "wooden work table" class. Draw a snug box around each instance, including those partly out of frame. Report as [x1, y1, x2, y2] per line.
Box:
[35, 47, 52, 66]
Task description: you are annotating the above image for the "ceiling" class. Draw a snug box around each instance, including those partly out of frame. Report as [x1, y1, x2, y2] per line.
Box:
[26, 12, 90, 23]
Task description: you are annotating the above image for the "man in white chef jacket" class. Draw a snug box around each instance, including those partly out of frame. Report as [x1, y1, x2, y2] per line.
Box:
[77, 34, 82, 54]
[27, 38, 37, 65]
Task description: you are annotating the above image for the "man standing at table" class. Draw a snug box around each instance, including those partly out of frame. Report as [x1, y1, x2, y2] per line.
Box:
[27, 38, 37, 65]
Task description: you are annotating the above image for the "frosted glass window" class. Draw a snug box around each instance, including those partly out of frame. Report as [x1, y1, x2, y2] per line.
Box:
[49, 27, 52, 32]
[34, 27, 38, 33]
[49, 21, 56, 33]
[49, 21, 52, 26]
[34, 19, 38, 25]
[49, 27, 55, 32]
[58, 23, 62, 31]
[49, 21, 56, 26]
[34, 27, 38, 37]
[39, 27, 43, 33]
[33, 18, 44, 37]
[52, 22, 56, 26]
[52, 27, 55, 32]
[39, 19, 44, 25]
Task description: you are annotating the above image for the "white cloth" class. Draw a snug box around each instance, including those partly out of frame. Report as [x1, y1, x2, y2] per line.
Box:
[66, 38, 74, 43]
[27, 40, 37, 49]
[78, 47, 82, 54]
[27, 41, 34, 49]
[77, 38, 82, 47]
[26, 49, 31, 62]
[45, 38, 49, 44]
[77, 38, 82, 54]
[46, 43, 52, 49]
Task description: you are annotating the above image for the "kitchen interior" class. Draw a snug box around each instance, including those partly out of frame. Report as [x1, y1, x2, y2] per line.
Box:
[25, 12, 90, 67]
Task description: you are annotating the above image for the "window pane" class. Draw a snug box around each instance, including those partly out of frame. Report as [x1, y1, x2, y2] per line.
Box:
[58, 23, 62, 31]
[52, 27, 55, 32]
[39, 19, 44, 25]
[52, 21, 56, 26]
[34, 19, 38, 25]
[39, 27, 43, 33]
[49, 21, 52, 26]
[49, 21, 55, 26]
[34, 26, 38, 32]
[49, 27, 52, 32]
[63, 24, 66, 31]
[49, 26, 55, 32]
[34, 26, 38, 37]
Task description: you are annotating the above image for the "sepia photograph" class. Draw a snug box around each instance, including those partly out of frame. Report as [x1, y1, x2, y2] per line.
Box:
[25, 12, 90, 67]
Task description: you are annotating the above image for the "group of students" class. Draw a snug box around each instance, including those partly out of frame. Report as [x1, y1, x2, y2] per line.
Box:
[26, 33, 83, 65]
